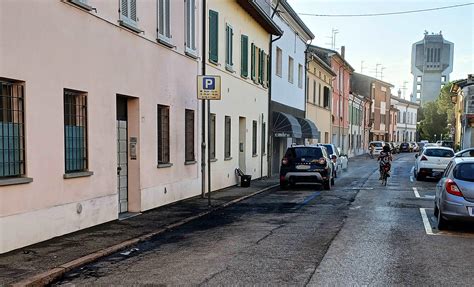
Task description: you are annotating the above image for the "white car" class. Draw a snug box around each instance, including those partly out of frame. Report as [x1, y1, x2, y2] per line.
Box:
[321, 144, 348, 178]
[414, 146, 455, 180]
[369, 141, 385, 156]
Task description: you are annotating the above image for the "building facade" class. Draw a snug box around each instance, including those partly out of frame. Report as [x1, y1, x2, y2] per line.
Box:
[411, 31, 454, 105]
[0, 0, 204, 253]
[305, 48, 335, 144]
[205, 0, 282, 190]
[348, 92, 369, 156]
[391, 95, 419, 143]
[351, 73, 394, 142]
[451, 75, 474, 149]
[269, 0, 315, 175]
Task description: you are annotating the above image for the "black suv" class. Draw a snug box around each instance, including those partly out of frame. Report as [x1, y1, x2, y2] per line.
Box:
[280, 145, 333, 190]
[399, 142, 410, 152]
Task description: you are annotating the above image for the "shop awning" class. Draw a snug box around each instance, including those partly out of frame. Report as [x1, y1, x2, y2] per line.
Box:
[272, 112, 302, 138]
[297, 117, 321, 139]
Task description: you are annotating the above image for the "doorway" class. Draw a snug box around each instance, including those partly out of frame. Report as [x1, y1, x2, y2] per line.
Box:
[239, 117, 246, 173]
[117, 96, 128, 214]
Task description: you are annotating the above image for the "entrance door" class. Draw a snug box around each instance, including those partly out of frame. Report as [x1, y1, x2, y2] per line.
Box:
[117, 97, 128, 214]
[239, 117, 246, 173]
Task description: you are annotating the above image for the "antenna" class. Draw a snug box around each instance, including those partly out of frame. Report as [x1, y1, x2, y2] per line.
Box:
[374, 63, 381, 78]
[326, 28, 339, 50]
[380, 66, 386, 80]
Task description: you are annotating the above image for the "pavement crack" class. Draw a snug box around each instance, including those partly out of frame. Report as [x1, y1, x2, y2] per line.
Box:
[255, 224, 285, 245]
[198, 266, 230, 286]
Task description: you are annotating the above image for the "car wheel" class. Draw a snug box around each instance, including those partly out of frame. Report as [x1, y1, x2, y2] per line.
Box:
[437, 209, 448, 230]
[323, 180, 331, 190]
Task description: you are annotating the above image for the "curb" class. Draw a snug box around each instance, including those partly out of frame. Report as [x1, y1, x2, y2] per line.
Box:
[11, 184, 280, 287]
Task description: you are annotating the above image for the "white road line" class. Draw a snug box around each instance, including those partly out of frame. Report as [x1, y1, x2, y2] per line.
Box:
[413, 187, 420, 198]
[419, 208, 435, 235]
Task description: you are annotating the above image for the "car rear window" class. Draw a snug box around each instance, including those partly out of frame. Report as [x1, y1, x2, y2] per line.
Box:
[322, 144, 333, 154]
[293, 147, 323, 159]
[454, 163, 474, 182]
[371, 142, 382, 148]
[424, 149, 454, 158]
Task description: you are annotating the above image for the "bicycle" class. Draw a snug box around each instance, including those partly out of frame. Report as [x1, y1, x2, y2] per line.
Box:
[380, 165, 390, 186]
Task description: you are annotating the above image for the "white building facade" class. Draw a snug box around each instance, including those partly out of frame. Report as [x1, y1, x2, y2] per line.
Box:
[392, 96, 420, 142]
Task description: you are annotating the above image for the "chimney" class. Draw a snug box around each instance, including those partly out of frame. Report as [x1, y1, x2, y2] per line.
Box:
[341, 46, 345, 59]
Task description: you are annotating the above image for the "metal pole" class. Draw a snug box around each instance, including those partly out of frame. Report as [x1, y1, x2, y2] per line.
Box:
[201, 0, 207, 198]
[207, 99, 211, 206]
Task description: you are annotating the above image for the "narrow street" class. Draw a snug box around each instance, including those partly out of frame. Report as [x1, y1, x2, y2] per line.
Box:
[54, 153, 474, 285]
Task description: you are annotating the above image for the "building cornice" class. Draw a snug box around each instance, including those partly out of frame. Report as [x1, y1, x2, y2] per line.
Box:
[237, 0, 283, 36]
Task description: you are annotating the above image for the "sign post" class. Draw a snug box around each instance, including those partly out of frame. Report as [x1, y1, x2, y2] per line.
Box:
[197, 76, 221, 206]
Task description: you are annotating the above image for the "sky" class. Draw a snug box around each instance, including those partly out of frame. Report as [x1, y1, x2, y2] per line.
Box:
[288, 0, 474, 100]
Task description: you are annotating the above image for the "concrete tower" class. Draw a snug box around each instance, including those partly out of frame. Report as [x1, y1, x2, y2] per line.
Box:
[411, 31, 454, 105]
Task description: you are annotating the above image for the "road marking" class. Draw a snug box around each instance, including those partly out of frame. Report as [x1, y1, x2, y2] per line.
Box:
[419, 208, 435, 235]
[413, 187, 420, 198]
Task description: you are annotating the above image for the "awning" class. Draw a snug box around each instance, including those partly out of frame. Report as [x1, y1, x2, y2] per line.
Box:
[272, 112, 302, 138]
[297, 117, 321, 140]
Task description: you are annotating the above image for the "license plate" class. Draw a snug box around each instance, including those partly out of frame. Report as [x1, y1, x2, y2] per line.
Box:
[469, 207, 474, 216]
[296, 165, 310, 170]
[433, 169, 444, 172]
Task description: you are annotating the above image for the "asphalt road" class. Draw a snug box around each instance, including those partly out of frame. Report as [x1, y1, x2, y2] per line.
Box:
[55, 153, 474, 286]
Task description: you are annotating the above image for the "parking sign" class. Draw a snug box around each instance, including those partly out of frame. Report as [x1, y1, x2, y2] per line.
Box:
[197, 75, 221, 100]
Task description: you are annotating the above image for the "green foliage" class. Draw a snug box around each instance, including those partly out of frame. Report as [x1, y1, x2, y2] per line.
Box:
[417, 82, 455, 141]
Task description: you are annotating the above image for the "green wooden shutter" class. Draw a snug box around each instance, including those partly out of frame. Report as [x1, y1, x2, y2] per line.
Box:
[251, 43, 255, 80]
[258, 49, 263, 84]
[241, 35, 248, 77]
[209, 10, 218, 63]
[230, 26, 233, 66]
[267, 54, 270, 86]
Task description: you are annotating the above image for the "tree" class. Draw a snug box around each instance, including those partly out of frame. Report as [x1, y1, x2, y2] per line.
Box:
[437, 82, 455, 125]
[418, 102, 448, 141]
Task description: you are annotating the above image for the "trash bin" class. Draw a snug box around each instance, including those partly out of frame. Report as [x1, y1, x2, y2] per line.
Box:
[240, 175, 252, 187]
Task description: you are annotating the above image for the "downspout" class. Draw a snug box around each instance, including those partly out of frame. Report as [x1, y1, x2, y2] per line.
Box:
[267, 0, 282, 177]
[304, 40, 313, 142]
[201, 0, 206, 198]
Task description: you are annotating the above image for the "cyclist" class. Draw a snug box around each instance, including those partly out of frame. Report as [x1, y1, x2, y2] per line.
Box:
[378, 144, 392, 180]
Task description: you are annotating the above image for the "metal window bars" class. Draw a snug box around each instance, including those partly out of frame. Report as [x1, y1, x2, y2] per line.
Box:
[64, 89, 88, 173]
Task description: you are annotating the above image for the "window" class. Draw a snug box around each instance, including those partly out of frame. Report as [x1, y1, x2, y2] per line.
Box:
[225, 24, 233, 70]
[312, 80, 316, 103]
[64, 89, 88, 173]
[276, 47, 282, 77]
[185, 109, 195, 162]
[69, 0, 93, 11]
[417, 76, 422, 82]
[158, 105, 170, 164]
[185, 0, 196, 54]
[251, 43, 256, 81]
[258, 49, 263, 84]
[298, 64, 303, 88]
[261, 122, 266, 154]
[441, 75, 446, 82]
[119, 0, 140, 31]
[224, 116, 231, 158]
[209, 10, 218, 63]
[318, 84, 322, 106]
[241, 35, 248, 77]
[210, 114, 216, 159]
[417, 84, 421, 91]
[252, 121, 257, 156]
[288, 57, 294, 83]
[403, 111, 406, 123]
[323, 86, 330, 108]
[0, 80, 25, 178]
[157, 0, 171, 43]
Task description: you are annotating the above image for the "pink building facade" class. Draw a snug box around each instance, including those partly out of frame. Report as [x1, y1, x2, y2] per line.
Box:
[0, 0, 202, 253]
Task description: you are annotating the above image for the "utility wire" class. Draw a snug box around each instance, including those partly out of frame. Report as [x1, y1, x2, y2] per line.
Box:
[298, 2, 473, 17]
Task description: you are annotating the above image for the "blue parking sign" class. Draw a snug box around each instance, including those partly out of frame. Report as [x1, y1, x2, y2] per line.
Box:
[203, 77, 215, 90]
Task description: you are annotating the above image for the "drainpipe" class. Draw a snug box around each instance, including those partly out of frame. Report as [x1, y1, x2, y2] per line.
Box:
[267, 0, 282, 177]
[201, 0, 206, 198]
[304, 40, 313, 142]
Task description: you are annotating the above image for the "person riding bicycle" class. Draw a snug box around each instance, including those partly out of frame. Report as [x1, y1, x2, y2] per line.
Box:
[378, 144, 392, 180]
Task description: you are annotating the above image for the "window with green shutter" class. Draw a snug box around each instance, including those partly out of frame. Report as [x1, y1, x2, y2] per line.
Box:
[209, 10, 218, 63]
[251, 43, 256, 81]
[225, 24, 233, 70]
[258, 49, 263, 84]
[241, 35, 248, 77]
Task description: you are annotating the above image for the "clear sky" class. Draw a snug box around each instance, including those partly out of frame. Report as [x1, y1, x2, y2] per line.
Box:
[288, 0, 474, 100]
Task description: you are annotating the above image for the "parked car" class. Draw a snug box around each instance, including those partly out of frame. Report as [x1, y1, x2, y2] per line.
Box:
[280, 145, 333, 190]
[414, 146, 455, 180]
[417, 142, 426, 151]
[435, 157, 474, 230]
[337, 147, 349, 170]
[436, 140, 454, 149]
[321, 144, 347, 178]
[455, 148, 474, 158]
[388, 142, 398, 154]
[368, 141, 385, 156]
[399, 142, 411, 152]
[411, 142, 419, 152]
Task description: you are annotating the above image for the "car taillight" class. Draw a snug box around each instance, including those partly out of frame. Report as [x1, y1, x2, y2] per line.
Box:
[282, 157, 288, 165]
[445, 179, 463, 197]
[420, 155, 428, 161]
[318, 157, 326, 165]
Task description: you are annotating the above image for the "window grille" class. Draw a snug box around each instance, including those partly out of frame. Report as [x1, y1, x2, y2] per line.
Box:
[158, 105, 170, 164]
[0, 80, 25, 178]
[185, 109, 195, 162]
[64, 89, 88, 173]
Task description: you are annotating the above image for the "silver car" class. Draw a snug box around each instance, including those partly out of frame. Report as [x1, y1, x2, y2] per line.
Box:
[435, 157, 474, 230]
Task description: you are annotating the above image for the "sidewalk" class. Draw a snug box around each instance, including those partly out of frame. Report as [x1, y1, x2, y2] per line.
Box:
[0, 178, 279, 286]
